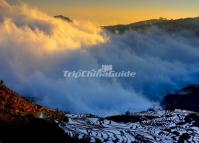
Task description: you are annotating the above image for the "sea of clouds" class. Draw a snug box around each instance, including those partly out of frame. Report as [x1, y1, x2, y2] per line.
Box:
[0, 0, 199, 116]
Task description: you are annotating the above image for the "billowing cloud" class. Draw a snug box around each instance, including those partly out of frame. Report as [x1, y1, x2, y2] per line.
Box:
[0, 0, 199, 116]
[0, 0, 106, 55]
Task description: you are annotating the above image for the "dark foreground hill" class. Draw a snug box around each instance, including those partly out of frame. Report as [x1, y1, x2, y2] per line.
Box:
[162, 84, 199, 112]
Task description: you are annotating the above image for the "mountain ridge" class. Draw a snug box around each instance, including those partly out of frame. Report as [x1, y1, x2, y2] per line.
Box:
[53, 15, 199, 35]
[103, 17, 199, 34]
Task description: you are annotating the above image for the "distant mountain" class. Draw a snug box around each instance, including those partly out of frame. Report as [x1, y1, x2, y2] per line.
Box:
[162, 84, 199, 112]
[54, 15, 73, 23]
[1, 81, 199, 142]
[104, 17, 199, 34]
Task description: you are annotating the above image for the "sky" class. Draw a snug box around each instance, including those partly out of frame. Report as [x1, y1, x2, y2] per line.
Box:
[10, 0, 199, 25]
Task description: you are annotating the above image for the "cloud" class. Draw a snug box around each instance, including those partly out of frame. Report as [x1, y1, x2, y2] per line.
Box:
[0, 0, 106, 55]
[0, 0, 199, 116]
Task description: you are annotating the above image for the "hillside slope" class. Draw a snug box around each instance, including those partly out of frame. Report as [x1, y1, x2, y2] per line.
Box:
[0, 82, 68, 124]
[0, 82, 89, 143]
